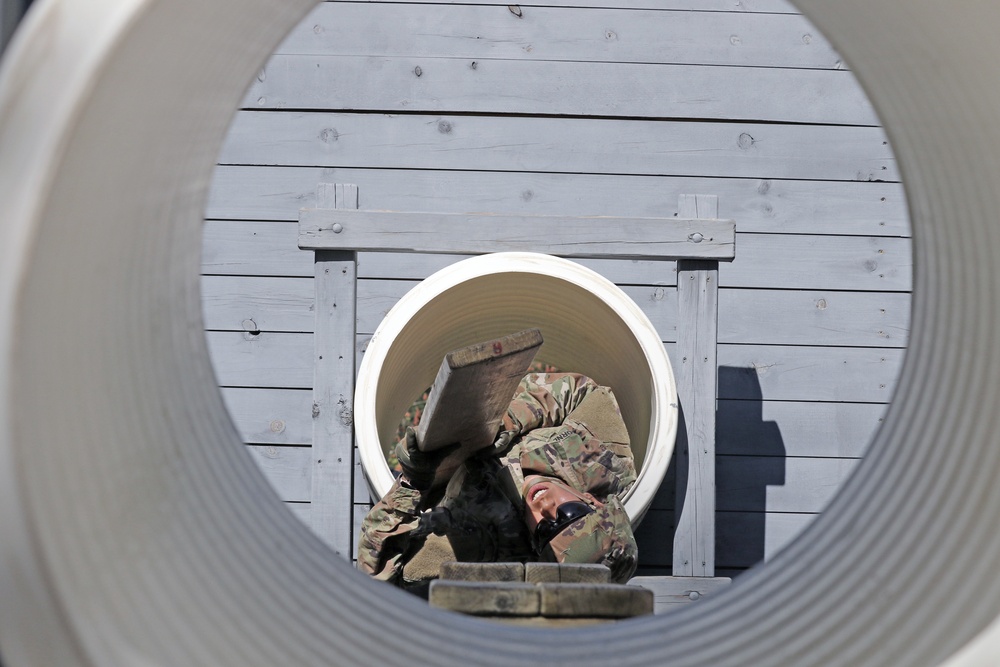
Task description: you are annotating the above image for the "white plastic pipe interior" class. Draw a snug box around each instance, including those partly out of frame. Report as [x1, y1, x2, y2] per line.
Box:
[4, 1, 1000, 665]
[355, 252, 677, 523]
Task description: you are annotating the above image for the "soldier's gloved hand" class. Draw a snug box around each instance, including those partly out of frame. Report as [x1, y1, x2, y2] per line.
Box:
[395, 427, 459, 490]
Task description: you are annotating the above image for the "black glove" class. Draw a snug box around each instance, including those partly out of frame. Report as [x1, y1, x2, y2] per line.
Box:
[395, 427, 459, 490]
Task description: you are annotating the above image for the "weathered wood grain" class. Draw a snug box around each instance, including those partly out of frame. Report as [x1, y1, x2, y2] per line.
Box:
[673, 195, 721, 577]
[222, 112, 895, 182]
[416, 328, 542, 465]
[634, 509, 819, 568]
[713, 344, 905, 403]
[280, 3, 837, 69]
[201, 219, 310, 277]
[308, 183, 360, 559]
[223, 388, 887, 459]
[248, 445, 312, 502]
[220, 387, 313, 445]
[207, 331, 904, 403]
[298, 209, 736, 260]
[200, 274, 910, 348]
[205, 167, 909, 237]
[242, 56, 878, 125]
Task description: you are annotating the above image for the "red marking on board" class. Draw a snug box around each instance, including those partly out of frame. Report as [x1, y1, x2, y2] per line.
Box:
[493, 342, 503, 355]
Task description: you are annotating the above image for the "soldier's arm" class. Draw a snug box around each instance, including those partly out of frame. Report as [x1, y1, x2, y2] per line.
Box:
[356, 478, 425, 583]
[502, 372, 602, 435]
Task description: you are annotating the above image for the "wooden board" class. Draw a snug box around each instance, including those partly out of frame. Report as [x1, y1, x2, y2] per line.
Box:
[220, 387, 313, 445]
[279, 3, 838, 69]
[634, 509, 820, 569]
[201, 275, 910, 348]
[222, 388, 887, 459]
[417, 328, 543, 451]
[205, 167, 909, 237]
[298, 209, 736, 260]
[248, 445, 312, 502]
[221, 112, 895, 182]
[206, 331, 906, 404]
[242, 56, 878, 125]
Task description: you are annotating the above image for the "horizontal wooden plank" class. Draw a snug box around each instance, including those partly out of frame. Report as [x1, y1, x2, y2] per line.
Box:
[717, 455, 860, 513]
[206, 331, 315, 389]
[634, 509, 818, 569]
[222, 388, 885, 460]
[285, 501, 310, 524]
[201, 220, 312, 277]
[646, 453, 860, 513]
[201, 275, 315, 332]
[329, 1, 798, 12]
[723, 234, 912, 292]
[208, 330, 904, 404]
[221, 112, 896, 182]
[205, 167, 909, 237]
[717, 399, 884, 459]
[298, 209, 736, 260]
[714, 344, 905, 403]
[221, 387, 313, 445]
[248, 444, 312, 502]
[201, 275, 909, 347]
[243, 55, 878, 125]
[281, 3, 837, 69]
[203, 226, 912, 293]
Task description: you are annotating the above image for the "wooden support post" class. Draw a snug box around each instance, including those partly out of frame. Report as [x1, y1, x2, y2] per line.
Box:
[673, 194, 720, 578]
[310, 183, 359, 559]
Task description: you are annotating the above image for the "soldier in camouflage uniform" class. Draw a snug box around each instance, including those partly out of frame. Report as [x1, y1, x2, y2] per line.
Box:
[357, 372, 639, 597]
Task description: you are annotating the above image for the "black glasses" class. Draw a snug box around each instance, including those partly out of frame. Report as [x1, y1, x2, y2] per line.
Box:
[533, 501, 594, 548]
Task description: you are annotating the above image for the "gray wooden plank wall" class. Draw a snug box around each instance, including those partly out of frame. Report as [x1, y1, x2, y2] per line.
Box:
[201, 0, 911, 577]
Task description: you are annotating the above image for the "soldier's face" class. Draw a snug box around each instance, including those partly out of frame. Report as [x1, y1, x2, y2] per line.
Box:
[523, 479, 599, 532]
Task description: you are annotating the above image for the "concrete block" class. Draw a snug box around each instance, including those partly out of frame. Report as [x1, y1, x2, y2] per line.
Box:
[439, 561, 525, 582]
[429, 580, 540, 616]
[538, 583, 654, 619]
[525, 562, 610, 584]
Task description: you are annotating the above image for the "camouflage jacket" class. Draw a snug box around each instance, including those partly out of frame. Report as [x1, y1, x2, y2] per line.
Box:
[356, 373, 637, 593]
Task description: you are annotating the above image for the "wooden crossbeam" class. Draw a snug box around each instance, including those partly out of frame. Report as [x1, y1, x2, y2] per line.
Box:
[298, 209, 735, 261]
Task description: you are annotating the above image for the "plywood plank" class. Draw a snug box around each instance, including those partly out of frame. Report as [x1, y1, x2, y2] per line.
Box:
[205, 167, 909, 237]
[222, 112, 895, 182]
[242, 56, 878, 125]
[280, 3, 838, 69]
[298, 209, 736, 260]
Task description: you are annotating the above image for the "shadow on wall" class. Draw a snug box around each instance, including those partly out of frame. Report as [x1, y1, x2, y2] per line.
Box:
[634, 366, 786, 577]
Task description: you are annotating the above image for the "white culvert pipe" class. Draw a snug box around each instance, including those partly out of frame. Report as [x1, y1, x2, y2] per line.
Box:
[355, 252, 678, 523]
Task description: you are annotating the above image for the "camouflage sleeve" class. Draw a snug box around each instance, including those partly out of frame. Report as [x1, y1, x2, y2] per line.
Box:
[502, 372, 602, 435]
[356, 478, 425, 583]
